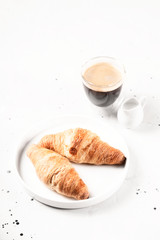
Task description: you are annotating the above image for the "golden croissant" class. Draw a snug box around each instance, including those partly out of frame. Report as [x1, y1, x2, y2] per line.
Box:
[38, 128, 126, 165]
[26, 144, 89, 200]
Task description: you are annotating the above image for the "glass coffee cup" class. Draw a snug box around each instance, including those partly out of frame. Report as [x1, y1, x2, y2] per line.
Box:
[81, 56, 125, 108]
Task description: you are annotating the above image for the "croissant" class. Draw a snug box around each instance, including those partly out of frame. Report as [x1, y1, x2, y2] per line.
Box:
[38, 128, 126, 165]
[26, 144, 89, 200]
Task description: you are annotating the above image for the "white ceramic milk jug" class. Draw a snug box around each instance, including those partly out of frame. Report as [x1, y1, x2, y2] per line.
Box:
[117, 96, 146, 129]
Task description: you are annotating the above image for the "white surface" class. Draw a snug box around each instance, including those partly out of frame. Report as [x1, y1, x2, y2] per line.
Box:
[16, 116, 129, 209]
[0, 0, 160, 240]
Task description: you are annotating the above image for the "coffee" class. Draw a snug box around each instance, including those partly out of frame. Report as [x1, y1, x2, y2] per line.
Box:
[82, 62, 123, 107]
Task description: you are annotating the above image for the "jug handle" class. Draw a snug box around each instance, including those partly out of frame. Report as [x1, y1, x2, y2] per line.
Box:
[139, 96, 146, 108]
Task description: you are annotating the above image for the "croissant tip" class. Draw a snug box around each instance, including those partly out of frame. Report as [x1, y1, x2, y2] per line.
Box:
[121, 156, 127, 165]
[79, 192, 90, 200]
[26, 144, 41, 158]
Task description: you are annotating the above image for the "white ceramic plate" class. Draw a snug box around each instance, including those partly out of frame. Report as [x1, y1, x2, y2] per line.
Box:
[15, 115, 129, 209]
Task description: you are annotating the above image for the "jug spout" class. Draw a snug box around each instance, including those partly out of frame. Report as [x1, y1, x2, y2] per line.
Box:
[139, 96, 146, 108]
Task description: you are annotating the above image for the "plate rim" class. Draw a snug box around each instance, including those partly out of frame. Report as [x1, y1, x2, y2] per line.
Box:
[15, 114, 130, 209]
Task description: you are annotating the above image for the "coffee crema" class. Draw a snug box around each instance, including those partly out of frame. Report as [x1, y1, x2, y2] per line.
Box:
[82, 62, 123, 107]
[82, 62, 122, 92]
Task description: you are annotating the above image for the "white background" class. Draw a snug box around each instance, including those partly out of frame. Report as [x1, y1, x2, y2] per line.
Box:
[0, 0, 160, 239]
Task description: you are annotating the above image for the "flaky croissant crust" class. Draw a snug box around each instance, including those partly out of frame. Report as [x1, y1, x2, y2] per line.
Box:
[38, 128, 126, 165]
[27, 144, 89, 200]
